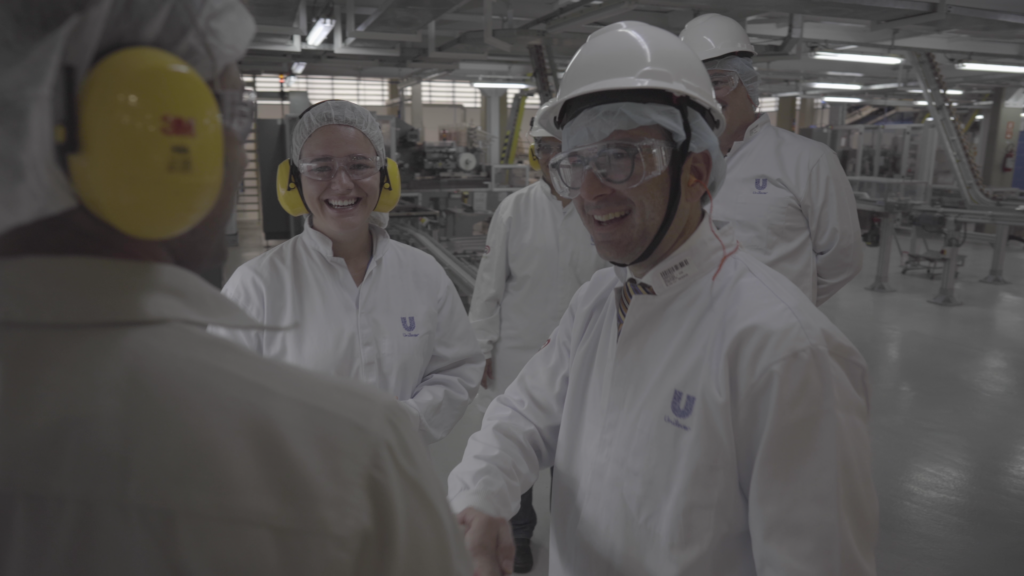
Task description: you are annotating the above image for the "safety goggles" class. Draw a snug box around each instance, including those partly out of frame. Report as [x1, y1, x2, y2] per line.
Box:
[298, 155, 382, 182]
[548, 138, 673, 199]
[216, 88, 257, 142]
[534, 141, 562, 157]
[707, 70, 740, 98]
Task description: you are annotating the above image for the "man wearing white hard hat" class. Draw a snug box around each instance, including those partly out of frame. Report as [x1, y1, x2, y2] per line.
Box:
[0, 1, 470, 573]
[448, 21, 877, 576]
[467, 102, 608, 572]
[680, 13, 863, 306]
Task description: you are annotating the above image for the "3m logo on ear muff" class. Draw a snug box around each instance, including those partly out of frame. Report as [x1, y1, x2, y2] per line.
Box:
[64, 47, 224, 240]
[277, 157, 403, 216]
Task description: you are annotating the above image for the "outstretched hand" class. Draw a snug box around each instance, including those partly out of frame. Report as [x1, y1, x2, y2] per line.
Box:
[457, 507, 515, 576]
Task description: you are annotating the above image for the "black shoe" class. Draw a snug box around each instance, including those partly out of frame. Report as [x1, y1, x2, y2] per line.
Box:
[513, 538, 534, 573]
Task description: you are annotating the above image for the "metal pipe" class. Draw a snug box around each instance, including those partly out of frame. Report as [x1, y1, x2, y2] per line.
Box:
[980, 223, 1011, 285]
[391, 222, 478, 296]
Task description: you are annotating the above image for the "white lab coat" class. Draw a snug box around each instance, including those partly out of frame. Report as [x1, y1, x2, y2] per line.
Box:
[448, 218, 878, 576]
[714, 113, 863, 305]
[212, 222, 484, 444]
[469, 180, 608, 407]
[0, 256, 471, 576]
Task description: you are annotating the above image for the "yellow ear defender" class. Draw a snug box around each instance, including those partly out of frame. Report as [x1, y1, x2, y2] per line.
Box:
[63, 47, 224, 240]
[528, 144, 542, 171]
[276, 157, 401, 217]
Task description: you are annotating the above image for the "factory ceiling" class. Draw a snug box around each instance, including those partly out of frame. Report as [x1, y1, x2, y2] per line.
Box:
[241, 0, 1024, 106]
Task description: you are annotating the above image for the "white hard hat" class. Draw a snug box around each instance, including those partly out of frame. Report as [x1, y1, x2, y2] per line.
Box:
[529, 101, 558, 139]
[536, 21, 724, 137]
[680, 13, 756, 61]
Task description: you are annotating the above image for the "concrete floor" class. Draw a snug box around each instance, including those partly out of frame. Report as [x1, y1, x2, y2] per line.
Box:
[226, 223, 1024, 575]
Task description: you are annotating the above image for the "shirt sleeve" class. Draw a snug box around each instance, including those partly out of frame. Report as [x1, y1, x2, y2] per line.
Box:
[804, 151, 864, 305]
[401, 273, 485, 444]
[354, 401, 472, 576]
[467, 203, 512, 359]
[736, 347, 878, 575]
[447, 295, 573, 519]
[207, 265, 265, 355]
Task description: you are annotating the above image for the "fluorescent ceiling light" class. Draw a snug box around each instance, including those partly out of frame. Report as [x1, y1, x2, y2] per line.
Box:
[956, 62, 1024, 74]
[915, 101, 929, 105]
[865, 83, 900, 90]
[926, 117, 934, 121]
[472, 82, 530, 89]
[906, 88, 963, 95]
[823, 96, 863, 103]
[306, 18, 336, 47]
[826, 71, 864, 77]
[813, 52, 903, 65]
[775, 91, 801, 97]
[808, 82, 862, 90]
[291, 61, 307, 75]
[975, 115, 984, 119]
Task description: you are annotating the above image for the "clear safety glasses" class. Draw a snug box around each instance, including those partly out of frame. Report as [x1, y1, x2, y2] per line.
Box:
[548, 138, 673, 199]
[535, 141, 562, 157]
[216, 88, 257, 141]
[708, 70, 740, 98]
[298, 155, 382, 182]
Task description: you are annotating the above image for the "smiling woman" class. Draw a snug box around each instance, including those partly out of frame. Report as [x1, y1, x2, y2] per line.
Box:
[210, 99, 485, 446]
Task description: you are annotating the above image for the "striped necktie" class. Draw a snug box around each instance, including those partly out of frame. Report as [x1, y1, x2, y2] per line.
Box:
[617, 278, 656, 336]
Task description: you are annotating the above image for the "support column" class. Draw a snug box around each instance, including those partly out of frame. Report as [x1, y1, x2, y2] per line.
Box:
[866, 209, 897, 292]
[387, 79, 400, 118]
[980, 223, 1011, 284]
[929, 219, 963, 306]
[480, 88, 506, 167]
[798, 97, 815, 131]
[828, 103, 847, 127]
[777, 96, 796, 132]
[410, 83, 424, 142]
[980, 87, 1024, 188]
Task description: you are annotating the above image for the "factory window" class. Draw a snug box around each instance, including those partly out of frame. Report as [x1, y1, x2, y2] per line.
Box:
[758, 97, 779, 112]
[251, 74, 388, 107]
[406, 81, 542, 109]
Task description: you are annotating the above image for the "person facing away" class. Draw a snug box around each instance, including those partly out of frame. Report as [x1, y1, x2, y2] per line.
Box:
[0, 1, 470, 573]
[680, 13, 863, 306]
[447, 21, 877, 576]
[210, 99, 484, 445]
[468, 103, 609, 572]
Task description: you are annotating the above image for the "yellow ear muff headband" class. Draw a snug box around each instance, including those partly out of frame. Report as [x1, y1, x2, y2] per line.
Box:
[528, 144, 542, 171]
[276, 157, 401, 217]
[61, 47, 224, 240]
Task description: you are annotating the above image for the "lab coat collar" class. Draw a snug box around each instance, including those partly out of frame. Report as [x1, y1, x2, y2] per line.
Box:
[729, 113, 771, 156]
[0, 256, 265, 328]
[299, 217, 391, 267]
[614, 215, 738, 295]
[536, 179, 576, 216]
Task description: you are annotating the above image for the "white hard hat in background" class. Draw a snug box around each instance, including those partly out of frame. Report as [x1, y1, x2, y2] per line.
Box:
[529, 101, 559, 139]
[679, 13, 756, 62]
[535, 21, 724, 137]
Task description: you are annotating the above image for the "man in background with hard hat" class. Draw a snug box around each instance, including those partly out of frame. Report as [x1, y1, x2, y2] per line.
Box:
[448, 21, 876, 576]
[467, 103, 608, 572]
[0, 1, 469, 574]
[680, 14, 863, 306]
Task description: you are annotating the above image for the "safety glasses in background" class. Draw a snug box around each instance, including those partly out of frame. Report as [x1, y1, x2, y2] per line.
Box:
[216, 88, 257, 142]
[707, 70, 740, 98]
[548, 138, 673, 199]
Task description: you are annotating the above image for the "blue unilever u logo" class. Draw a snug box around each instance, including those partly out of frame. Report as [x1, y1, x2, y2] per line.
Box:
[401, 316, 416, 332]
[754, 178, 768, 192]
[671, 390, 696, 419]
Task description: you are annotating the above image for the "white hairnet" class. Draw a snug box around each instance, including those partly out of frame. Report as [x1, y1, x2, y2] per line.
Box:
[704, 55, 760, 105]
[291, 100, 386, 162]
[562, 102, 725, 196]
[0, 0, 256, 237]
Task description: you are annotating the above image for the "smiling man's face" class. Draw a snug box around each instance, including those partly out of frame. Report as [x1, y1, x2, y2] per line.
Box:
[570, 124, 708, 270]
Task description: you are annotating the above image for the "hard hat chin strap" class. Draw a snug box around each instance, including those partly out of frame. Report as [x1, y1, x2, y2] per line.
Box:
[614, 102, 694, 267]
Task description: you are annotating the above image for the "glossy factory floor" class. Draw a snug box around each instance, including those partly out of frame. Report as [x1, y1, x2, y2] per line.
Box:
[226, 222, 1024, 575]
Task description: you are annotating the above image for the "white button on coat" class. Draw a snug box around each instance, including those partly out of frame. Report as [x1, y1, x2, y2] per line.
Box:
[0, 256, 471, 576]
[212, 222, 484, 444]
[449, 219, 878, 576]
[713, 113, 863, 305]
[469, 180, 608, 406]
